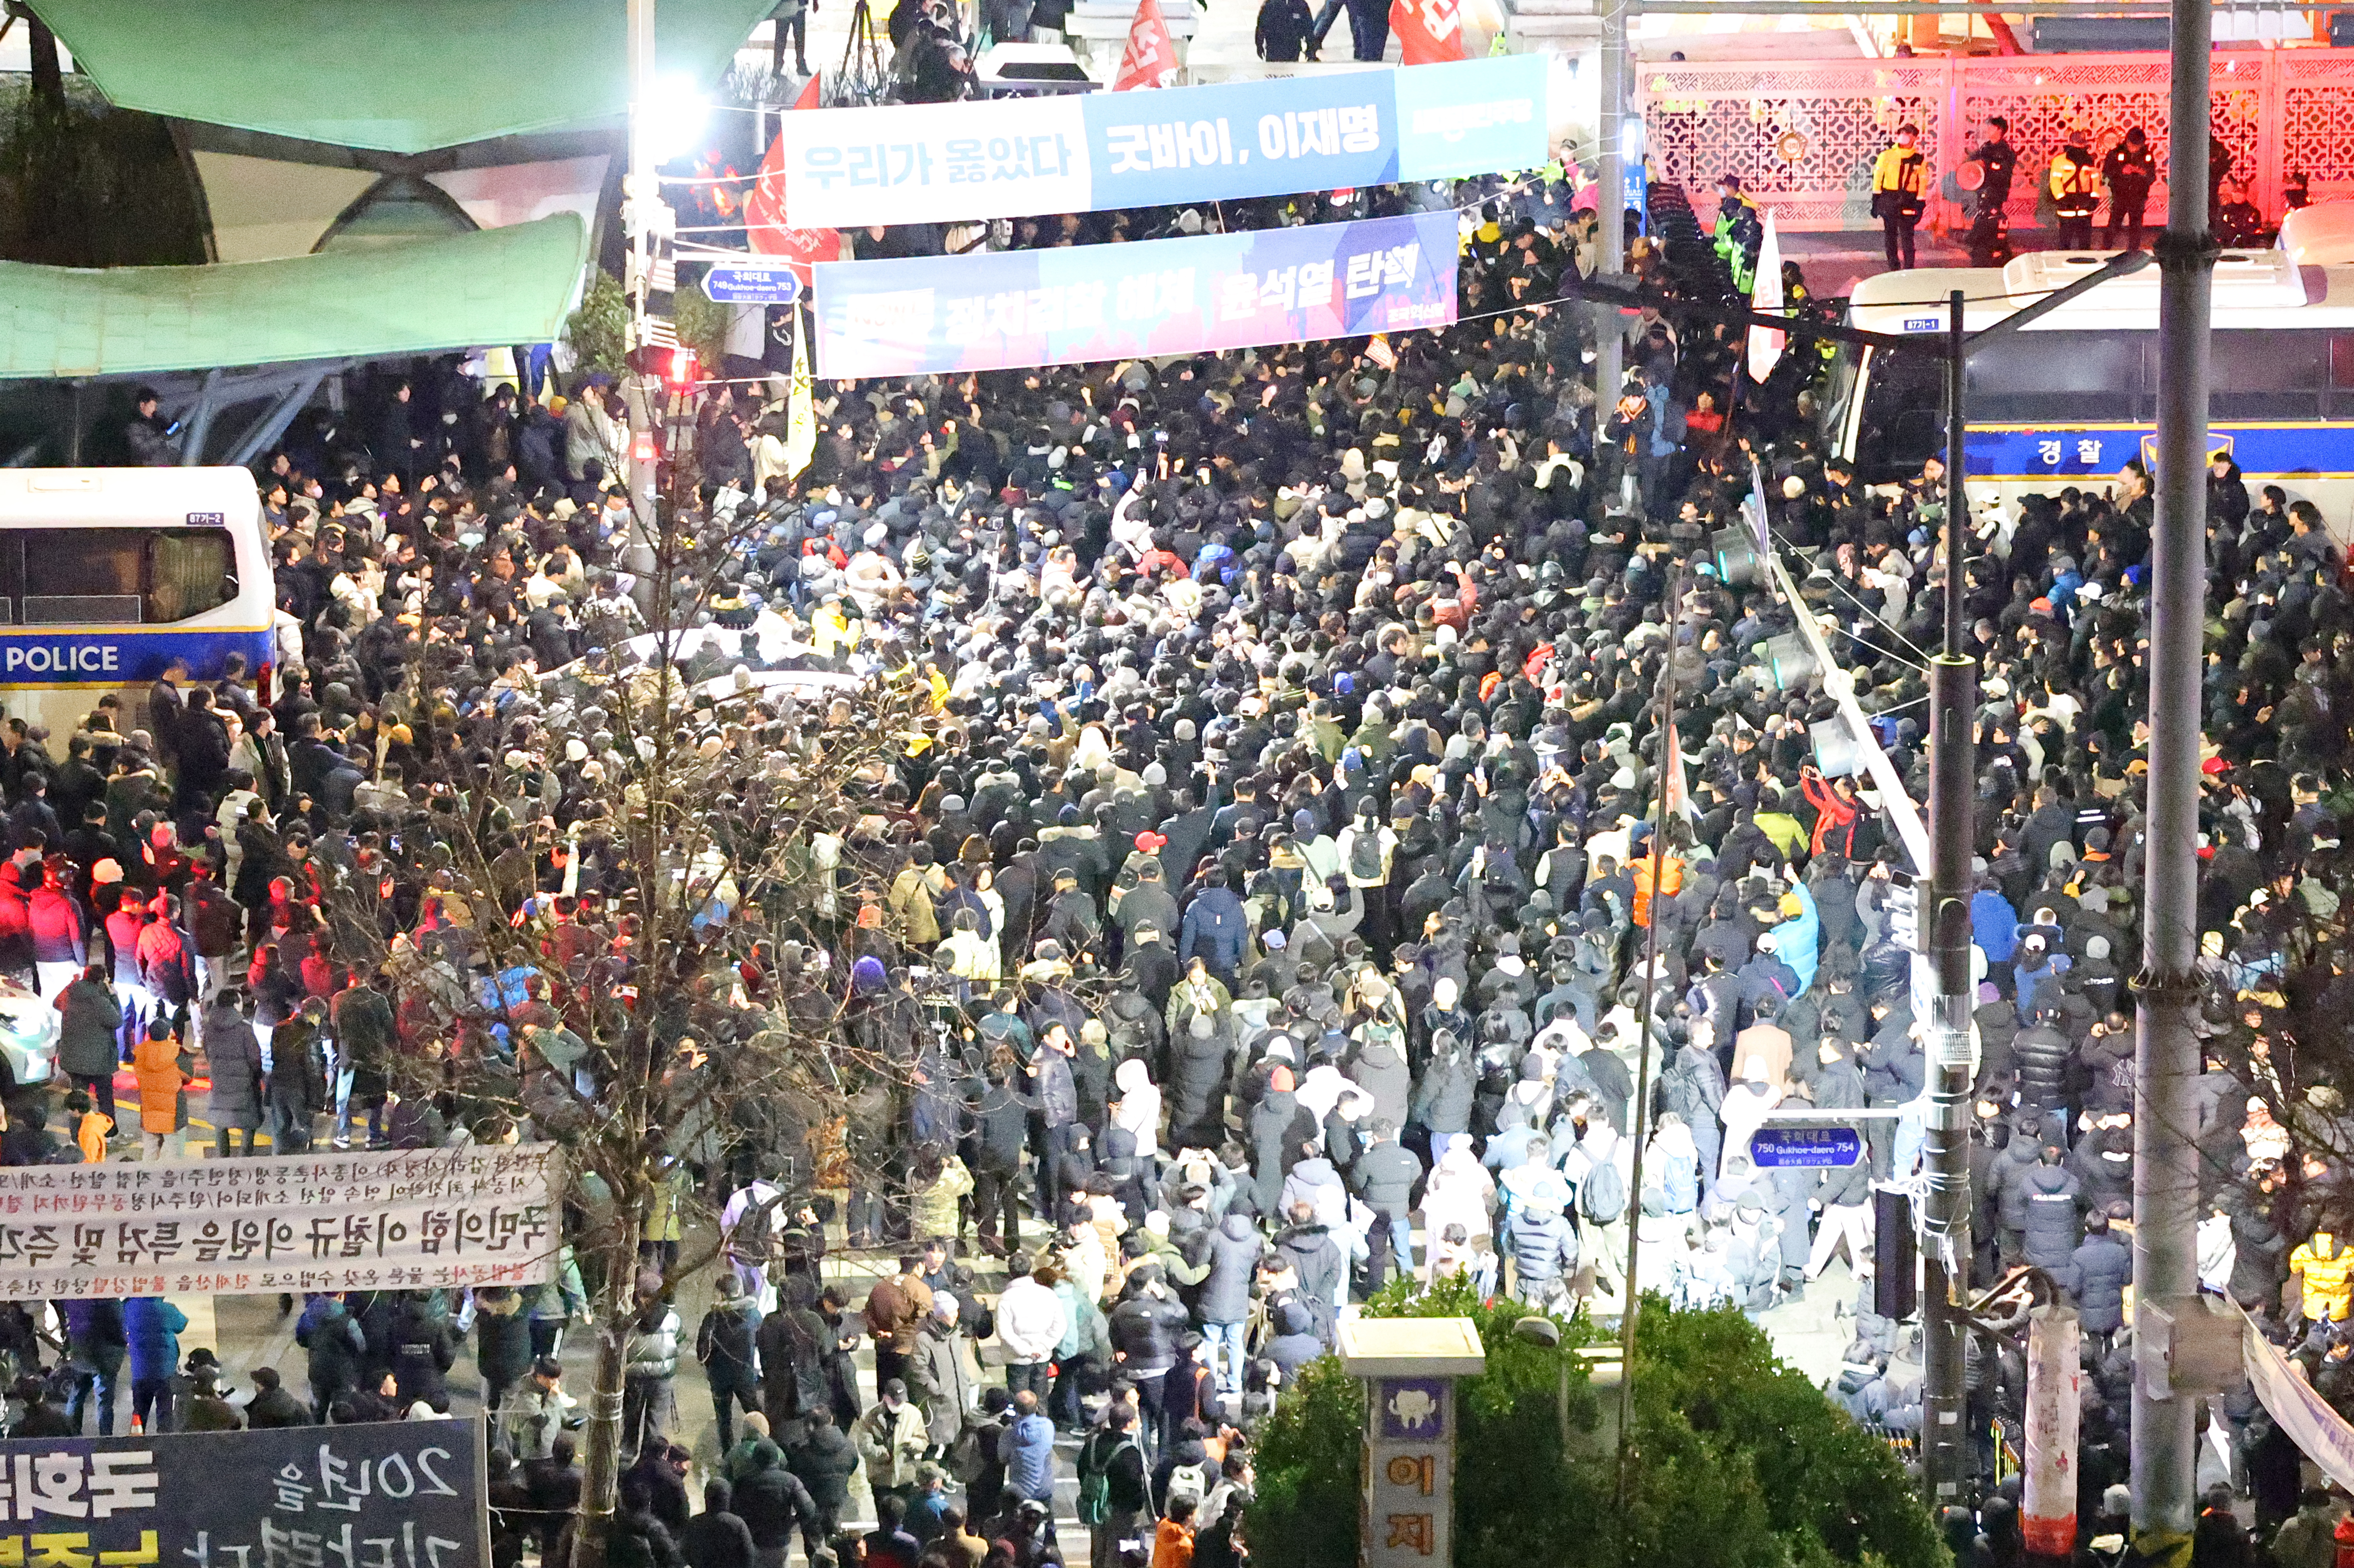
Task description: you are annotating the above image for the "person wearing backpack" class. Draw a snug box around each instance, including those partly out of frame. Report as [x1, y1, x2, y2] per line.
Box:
[1563, 1111, 1631, 1304]
[1335, 808, 1395, 951]
[1078, 1402, 1150, 1568]
[1350, 1119, 1422, 1291]
[1151, 1424, 1213, 1520]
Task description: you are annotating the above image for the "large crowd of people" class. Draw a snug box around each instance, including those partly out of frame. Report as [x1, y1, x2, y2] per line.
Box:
[11, 143, 2354, 1568]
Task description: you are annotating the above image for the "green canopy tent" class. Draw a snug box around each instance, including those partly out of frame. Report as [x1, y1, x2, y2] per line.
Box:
[28, 0, 776, 153]
[0, 214, 590, 379]
[0, 215, 592, 463]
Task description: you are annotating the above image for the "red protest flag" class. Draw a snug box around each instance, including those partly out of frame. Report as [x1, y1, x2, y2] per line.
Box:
[744, 73, 840, 285]
[1114, 0, 1179, 91]
[1388, 0, 1468, 64]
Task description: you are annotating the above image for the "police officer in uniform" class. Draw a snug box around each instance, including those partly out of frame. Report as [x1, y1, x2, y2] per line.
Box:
[1871, 123, 1927, 272]
[2048, 127, 2102, 252]
[1964, 116, 2018, 268]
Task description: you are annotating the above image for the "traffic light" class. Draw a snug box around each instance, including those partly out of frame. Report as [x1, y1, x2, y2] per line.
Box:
[1712, 525, 1762, 587]
[1763, 630, 1821, 691]
[664, 346, 698, 390]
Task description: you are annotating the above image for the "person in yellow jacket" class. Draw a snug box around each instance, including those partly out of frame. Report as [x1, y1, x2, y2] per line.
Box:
[1871, 123, 1927, 272]
[2291, 1230, 2354, 1325]
[810, 592, 862, 668]
[2048, 131, 2102, 252]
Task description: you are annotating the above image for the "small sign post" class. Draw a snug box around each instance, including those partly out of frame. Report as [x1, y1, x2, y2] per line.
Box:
[702, 261, 805, 305]
[1748, 1124, 1865, 1169]
[1339, 1317, 1485, 1568]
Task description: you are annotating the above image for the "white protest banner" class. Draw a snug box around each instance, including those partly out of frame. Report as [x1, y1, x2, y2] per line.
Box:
[0, 1145, 559, 1300]
[2241, 1306, 2354, 1495]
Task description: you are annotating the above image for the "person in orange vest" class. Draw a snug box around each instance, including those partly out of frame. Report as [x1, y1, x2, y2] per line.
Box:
[1629, 823, 1686, 930]
[2048, 128, 2102, 252]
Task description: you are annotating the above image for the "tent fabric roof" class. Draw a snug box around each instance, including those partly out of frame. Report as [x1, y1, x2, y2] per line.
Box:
[0, 214, 591, 379]
[29, 0, 775, 154]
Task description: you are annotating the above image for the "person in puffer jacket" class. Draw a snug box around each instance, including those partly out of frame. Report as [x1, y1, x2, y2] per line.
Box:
[389, 1294, 456, 1411]
[997, 1389, 1057, 1510]
[1508, 1200, 1578, 1310]
[2018, 1147, 2084, 1271]
[622, 1283, 681, 1461]
[1193, 1214, 1264, 1395]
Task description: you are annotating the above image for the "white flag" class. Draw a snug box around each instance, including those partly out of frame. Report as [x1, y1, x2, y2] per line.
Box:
[1747, 209, 1785, 383]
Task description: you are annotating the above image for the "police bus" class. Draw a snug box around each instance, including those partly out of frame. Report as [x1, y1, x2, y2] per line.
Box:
[1829, 245, 2354, 534]
[0, 467, 273, 747]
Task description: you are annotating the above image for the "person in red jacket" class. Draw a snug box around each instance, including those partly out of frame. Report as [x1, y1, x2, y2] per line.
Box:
[1800, 765, 1860, 859]
[27, 855, 84, 1002]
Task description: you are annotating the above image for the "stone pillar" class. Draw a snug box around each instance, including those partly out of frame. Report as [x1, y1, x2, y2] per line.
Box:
[1339, 1318, 1488, 1568]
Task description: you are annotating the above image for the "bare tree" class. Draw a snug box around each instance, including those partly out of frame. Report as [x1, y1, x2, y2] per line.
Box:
[302, 426, 942, 1568]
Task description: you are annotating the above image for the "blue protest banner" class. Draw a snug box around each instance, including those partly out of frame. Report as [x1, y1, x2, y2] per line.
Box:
[781, 57, 1548, 229]
[812, 211, 1457, 380]
[1748, 1125, 1865, 1168]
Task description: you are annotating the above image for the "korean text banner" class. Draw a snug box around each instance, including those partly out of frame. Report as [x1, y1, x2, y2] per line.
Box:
[0, 1419, 487, 1568]
[781, 56, 1546, 229]
[812, 211, 1457, 380]
[0, 1146, 558, 1300]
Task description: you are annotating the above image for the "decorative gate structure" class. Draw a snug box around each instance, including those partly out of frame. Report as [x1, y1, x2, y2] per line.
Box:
[1638, 48, 2354, 233]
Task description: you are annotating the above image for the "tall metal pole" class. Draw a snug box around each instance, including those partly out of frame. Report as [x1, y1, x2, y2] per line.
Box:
[1615, 570, 1682, 1496]
[626, 0, 658, 349]
[1918, 289, 1977, 1512]
[1595, 0, 1627, 411]
[2130, 0, 2214, 1552]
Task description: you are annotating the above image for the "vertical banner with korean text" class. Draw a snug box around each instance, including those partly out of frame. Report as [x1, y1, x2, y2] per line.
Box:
[813, 211, 1457, 379]
[0, 1419, 488, 1568]
[0, 1147, 559, 1301]
[1365, 1379, 1454, 1568]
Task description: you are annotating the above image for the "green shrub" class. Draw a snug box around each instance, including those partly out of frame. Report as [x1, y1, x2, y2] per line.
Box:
[1249, 1284, 1948, 1568]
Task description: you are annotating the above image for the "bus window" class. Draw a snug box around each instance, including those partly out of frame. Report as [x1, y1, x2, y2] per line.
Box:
[1962, 332, 2142, 424]
[8, 528, 234, 625]
[147, 530, 234, 622]
[2211, 332, 2326, 421]
[1853, 345, 1945, 482]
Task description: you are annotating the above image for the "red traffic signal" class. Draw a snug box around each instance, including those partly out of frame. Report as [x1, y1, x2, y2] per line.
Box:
[665, 347, 698, 388]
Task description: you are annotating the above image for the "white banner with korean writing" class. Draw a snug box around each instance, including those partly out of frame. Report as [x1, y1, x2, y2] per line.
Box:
[2242, 1305, 2354, 1497]
[0, 1146, 558, 1300]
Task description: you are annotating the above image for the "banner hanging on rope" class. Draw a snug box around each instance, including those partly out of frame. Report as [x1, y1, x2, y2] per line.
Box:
[812, 210, 1457, 379]
[0, 1146, 559, 1300]
[780, 56, 1547, 228]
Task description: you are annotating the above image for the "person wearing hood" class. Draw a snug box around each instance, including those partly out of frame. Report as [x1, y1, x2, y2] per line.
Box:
[1196, 1213, 1266, 1395]
[1262, 1300, 1323, 1378]
[1348, 1020, 1412, 1130]
[2018, 1145, 2085, 1272]
[1113, 1057, 1163, 1160]
[1245, 1065, 1316, 1216]
[1273, 1201, 1346, 1340]
[907, 1294, 975, 1455]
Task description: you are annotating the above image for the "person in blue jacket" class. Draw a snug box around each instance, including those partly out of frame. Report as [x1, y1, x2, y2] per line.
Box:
[123, 1296, 187, 1433]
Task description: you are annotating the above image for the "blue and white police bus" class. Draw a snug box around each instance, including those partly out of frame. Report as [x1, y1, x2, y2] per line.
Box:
[0, 467, 273, 748]
[1831, 246, 2354, 537]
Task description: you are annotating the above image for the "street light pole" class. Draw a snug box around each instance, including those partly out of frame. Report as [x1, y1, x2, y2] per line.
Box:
[2130, 0, 2216, 1551]
[1595, 0, 1628, 410]
[1615, 570, 1684, 1499]
[1918, 287, 1977, 1514]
